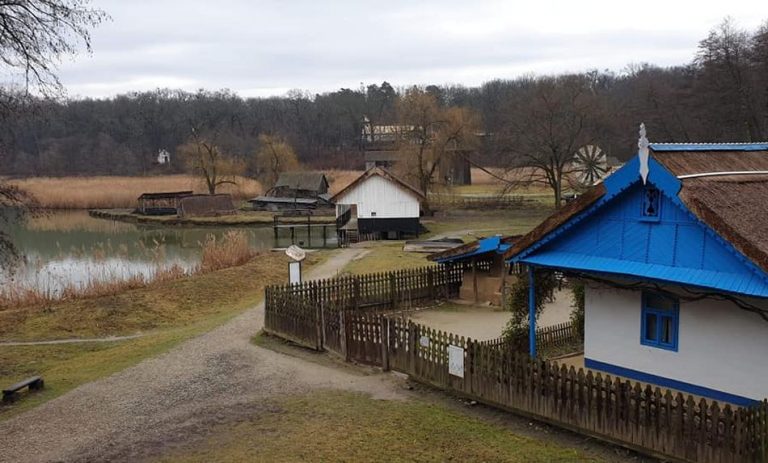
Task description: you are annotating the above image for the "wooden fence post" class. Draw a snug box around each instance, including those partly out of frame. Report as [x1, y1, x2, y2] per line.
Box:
[354, 277, 361, 311]
[313, 282, 324, 350]
[390, 273, 397, 310]
[340, 310, 349, 361]
[380, 316, 390, 371]
[428, 267, 435, 301]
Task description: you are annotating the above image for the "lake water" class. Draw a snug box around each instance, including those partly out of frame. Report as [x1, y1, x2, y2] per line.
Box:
[2, 210, 336, 294]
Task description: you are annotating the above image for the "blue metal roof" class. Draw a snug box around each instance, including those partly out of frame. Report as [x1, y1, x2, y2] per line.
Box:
[524, 251, 768, 298]
[510, 153, 768, 298]
[434, 235, 511, 263]
[650, 143, 768, 151]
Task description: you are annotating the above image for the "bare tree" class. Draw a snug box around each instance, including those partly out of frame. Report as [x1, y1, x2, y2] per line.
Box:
[178, 130, 245, 195]
[499, 75, 603, 208]
[253, 133, 300, 189]
[396, 87, 479, 209]
[0, 0, 106, 266]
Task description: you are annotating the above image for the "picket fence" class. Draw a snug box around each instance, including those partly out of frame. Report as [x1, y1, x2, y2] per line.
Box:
[263, 270, 768, 462]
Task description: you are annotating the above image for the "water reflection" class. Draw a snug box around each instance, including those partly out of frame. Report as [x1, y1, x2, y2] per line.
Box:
[2, 210, 336, 293]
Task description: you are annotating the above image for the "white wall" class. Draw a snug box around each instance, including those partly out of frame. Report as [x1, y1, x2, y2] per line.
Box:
[585, 284, 768, 400]
[335, 175, 420, 219]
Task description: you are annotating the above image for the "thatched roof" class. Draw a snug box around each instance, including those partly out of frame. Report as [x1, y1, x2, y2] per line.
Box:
[273, 172, 328, 192]
[330, 167, 426, 202]
[654, 148, 768, 274]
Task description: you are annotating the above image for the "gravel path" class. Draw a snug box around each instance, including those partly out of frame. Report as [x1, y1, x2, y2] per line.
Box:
[0, 249, 406, 463]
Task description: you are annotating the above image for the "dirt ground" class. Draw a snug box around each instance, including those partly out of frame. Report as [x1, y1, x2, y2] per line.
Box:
[0, 252, 646, 463]
[409, 288, 575, 340]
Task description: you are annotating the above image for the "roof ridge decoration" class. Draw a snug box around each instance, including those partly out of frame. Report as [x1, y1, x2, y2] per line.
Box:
[638, 123, 650, 185]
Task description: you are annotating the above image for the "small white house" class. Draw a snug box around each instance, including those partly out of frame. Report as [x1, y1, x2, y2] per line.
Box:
[331, 167, 424, 241]
[505, 135, 768, 406]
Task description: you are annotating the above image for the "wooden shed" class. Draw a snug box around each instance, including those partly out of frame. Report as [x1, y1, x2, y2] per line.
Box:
[136, 191, 192, 215]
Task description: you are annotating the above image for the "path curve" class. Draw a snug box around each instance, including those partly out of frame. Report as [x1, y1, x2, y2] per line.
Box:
[0, 249, 406, 463]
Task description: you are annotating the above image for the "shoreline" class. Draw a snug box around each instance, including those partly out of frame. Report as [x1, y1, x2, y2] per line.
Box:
[88, 208, 337, 227]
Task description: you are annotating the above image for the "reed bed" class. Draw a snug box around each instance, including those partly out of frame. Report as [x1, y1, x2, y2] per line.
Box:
[200, 230, 257, 272]
[9, 175, 263, 209]
[0, 231, 258, 310]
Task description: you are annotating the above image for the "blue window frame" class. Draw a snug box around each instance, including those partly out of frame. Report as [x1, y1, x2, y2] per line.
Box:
[641, 291, 679, 351]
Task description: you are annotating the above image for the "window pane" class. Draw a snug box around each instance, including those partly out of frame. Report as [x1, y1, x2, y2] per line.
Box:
[645, 293, 675, 311]
[661, 316, 674, 344]
[645, 314, 658, 341]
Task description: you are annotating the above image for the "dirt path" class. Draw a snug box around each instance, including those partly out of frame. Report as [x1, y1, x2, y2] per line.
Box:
[0, 249, 407, 463]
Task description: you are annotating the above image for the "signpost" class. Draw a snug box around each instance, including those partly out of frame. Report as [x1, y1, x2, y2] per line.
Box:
[285, 245, 306, 284]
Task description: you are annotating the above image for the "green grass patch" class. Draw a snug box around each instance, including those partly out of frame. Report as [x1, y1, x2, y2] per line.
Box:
[343, 242, 431, 275]
[423, 209, 552, 240]
[0, 251, 332, 419]
[157, 390, 602, 463]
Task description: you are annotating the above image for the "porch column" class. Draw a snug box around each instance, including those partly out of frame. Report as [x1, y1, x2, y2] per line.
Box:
[472, 257, 478, 303]
[528, 266, 537, 358]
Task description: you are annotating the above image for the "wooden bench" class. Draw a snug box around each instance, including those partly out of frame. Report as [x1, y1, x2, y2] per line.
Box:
[2, 376, 44, 402]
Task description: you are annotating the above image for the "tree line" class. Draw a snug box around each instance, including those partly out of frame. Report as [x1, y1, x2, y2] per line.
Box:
[1, 18, 767, 195]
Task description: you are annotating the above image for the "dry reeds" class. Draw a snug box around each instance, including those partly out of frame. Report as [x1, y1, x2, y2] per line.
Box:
[200, 230, 257, 272]
[9, 175, 263, 209]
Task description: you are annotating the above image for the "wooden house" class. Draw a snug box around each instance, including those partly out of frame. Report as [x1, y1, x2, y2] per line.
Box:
[332, 167, 424, 242]
[505, 137, 768, 406]
[250, 171, 333, 211]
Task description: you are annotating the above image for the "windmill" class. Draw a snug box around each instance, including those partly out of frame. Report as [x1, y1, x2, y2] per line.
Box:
[571, 145, 609, 187]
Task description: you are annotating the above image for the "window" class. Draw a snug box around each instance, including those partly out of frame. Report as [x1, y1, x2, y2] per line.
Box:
[641, 291, 679, 351]
[371, 211, 377, 217]
[641, 185, 661, 221]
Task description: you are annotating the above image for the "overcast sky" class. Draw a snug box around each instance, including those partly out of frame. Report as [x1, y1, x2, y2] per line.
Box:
[56, 0, 766, 99]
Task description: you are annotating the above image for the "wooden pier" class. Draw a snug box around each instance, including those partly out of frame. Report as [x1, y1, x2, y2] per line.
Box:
[272, 212, 335, 247]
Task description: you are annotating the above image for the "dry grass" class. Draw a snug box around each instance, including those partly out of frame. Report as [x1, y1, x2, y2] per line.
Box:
[9, 175, 263, 209]
[0, 231, 256, 311]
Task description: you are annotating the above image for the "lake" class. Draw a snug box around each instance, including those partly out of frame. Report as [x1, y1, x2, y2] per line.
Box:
[1, 210, 336, 294]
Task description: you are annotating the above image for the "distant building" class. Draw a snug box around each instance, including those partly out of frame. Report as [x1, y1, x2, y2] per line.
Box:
[360, 119, 472, 186]
[332, 167, 424, 242]
[157, 149, 170, 165]
[249, 171, 333, 211]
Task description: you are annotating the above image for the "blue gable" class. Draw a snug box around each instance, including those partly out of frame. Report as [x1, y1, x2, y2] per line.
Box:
[511, 156, 768, 298]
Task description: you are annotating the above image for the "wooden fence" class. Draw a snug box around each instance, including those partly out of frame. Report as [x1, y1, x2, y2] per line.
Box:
[480, 321, 582, 356]
[384, 318, 768, 463]
[264, 269, 768, 462]
[264, 265, 463, 352]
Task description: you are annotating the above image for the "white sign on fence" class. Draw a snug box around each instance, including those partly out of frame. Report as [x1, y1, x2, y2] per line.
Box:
[420, 336, 430, 347]
[288, 261, 302, 284]
[447, 345, 464, 378]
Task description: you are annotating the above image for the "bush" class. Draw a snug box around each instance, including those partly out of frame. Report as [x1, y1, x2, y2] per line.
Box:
[501, 268, 558, 352]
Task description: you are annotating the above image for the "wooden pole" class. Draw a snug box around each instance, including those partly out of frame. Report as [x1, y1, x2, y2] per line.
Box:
[307, 215, 311, 248]
[472, 257, 478, 303]
[528, 266, 537, 358]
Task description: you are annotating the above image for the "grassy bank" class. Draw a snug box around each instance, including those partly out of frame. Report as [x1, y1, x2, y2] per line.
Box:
[8, 175, 263, 209]
[0, 251, 327, 417]
[157, 390, 601, 462]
